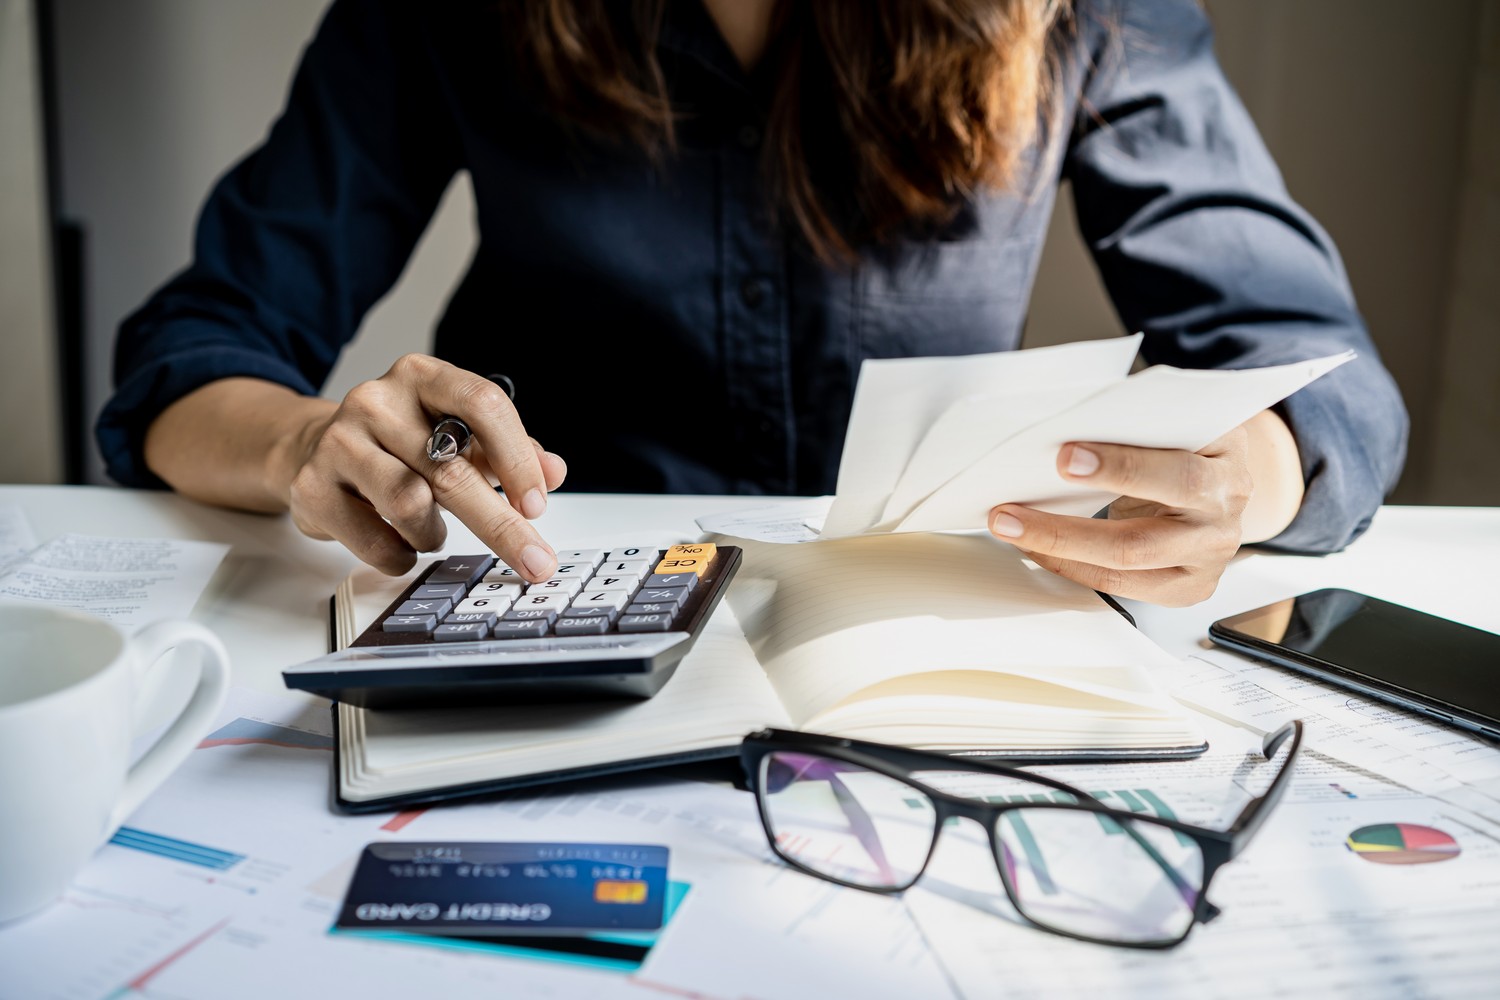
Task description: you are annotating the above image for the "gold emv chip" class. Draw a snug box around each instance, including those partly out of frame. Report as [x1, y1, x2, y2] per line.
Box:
[594, 879, 650, 904]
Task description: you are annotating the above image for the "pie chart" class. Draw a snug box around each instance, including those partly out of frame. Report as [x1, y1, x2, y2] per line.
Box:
[1346, 823, 1461, 865]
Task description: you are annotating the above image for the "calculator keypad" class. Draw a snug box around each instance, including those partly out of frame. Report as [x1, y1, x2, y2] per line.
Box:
[377, 544, 720, 642]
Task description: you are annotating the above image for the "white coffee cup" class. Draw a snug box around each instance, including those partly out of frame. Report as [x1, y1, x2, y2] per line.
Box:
[0, 603, 230, 923]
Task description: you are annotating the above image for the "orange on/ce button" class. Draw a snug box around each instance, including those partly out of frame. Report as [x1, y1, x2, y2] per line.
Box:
[654, 542, 717, 577]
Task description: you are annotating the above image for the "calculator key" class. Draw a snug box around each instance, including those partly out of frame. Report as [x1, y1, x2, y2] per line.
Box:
[446, 611, 497, 626]
[606, 545, 660, 561]
[434, 622, 489, 642]
[454, 597, 510, 616]
[654, 556, 709, 577]
[549, 563, 592, 580]
[644, 573, 697, 591]
[491, 619, 549, 639]
[595, 559, 651, 580]
[553, 549, 604, 569]
[382, 614, 438, 633]
[396, 598, 453, 618]
[561, 606, 617, 620]
[585, 575, 638, 593]
[426, 555, 495, 586]
[470, 581, 524, 602]
[484, 565, 525, 582]
[635, 587, 687, 605]
[618, 613, 673, 633]
[555, 616, 610, 636]
[528, 577, 584, 598]
[664, 542, 716, 562]
[655, 543, 716, 577]
[412, 583, 466, 601]
[504, 607, 558, 623]
[572, 590, 631, 611]
[512, 593, 573, 613]
[625, 601, 679, 617]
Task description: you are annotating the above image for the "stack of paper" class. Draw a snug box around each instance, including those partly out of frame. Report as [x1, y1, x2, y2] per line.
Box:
[700, 337, 1351, 543]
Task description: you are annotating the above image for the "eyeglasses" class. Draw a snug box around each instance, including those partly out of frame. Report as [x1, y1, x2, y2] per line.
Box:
[738, 720, 1302, 949]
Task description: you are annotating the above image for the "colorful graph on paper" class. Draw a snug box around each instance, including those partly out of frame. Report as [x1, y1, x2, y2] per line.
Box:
[1346, 823, 1461, 865]
[108, 827, 246, 870]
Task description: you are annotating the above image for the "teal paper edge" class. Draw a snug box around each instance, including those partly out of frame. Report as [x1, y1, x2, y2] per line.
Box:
[329, 880, 690, 975]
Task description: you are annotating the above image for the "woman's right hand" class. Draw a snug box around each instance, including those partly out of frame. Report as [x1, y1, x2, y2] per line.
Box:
[281, 354, 566, 580]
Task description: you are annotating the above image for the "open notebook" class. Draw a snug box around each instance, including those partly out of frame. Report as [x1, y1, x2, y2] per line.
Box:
[328, 532, 1205, 812]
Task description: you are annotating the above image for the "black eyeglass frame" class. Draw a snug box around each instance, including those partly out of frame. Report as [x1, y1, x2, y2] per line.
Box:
[738, 720, 1303, 949]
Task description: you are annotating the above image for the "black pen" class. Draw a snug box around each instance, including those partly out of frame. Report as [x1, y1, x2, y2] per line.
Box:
[425, 373, 516, 462]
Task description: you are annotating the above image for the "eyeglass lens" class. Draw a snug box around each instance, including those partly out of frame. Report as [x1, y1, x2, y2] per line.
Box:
[994, 806, 1204, 944]
[758, 750, 1206, 944]
[759, 752, 936, 889]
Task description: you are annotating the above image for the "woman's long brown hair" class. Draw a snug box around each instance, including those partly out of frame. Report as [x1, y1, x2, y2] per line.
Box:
[502, 0, 1071, 264]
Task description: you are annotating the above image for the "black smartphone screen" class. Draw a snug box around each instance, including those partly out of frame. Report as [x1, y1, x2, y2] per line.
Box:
[1212, 589, 1500, 729]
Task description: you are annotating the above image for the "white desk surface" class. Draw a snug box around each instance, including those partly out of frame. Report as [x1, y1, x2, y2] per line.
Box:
[3, 485, 1496, 694]
[3, 485, 1498, 997]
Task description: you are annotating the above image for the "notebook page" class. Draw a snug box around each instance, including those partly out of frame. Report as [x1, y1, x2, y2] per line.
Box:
[898, 352, 1353, 532]
[821, 336, 1141, 538]
[722, 532, 1183, 728]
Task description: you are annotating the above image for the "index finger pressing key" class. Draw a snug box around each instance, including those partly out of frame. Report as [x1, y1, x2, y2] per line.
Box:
[426, 455, 557, 582]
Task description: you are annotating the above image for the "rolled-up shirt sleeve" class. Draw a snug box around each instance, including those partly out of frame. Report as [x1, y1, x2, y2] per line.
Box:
[1064, 0, 1408, 552]
[96, 0, 460, 488]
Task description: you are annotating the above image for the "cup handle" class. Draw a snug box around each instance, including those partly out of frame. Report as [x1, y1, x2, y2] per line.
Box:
[109, 620, 231, 829]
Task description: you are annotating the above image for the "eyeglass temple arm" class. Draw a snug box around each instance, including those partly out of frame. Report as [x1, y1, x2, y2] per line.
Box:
[1226, 720, 1303, 853]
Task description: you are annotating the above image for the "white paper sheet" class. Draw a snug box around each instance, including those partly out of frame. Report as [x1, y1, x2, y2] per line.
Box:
[0, 532, 229, 629]
[906, 754, 1500, 999]
[897, 352, 1353, 532]
[695, 496, 832, 544]
[698, 343, 1352, 544]
[874, 377, 1118, 530]
[1158, 649, 1500, 822]
[821, 336, 1142, 538]
[0, 688, 955, 1000]
[0, 503, 36, 575]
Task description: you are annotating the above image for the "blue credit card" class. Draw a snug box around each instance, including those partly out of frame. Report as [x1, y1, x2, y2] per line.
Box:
[336, 842, 669, 936]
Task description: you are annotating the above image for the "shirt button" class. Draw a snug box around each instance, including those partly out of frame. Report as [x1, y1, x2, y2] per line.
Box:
[757, 418, 774, 434]
[737, 125, 761, 149]
[740, 277, 769, 309]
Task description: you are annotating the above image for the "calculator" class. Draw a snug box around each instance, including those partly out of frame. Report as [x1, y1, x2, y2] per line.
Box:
[282, 543, 742, 709]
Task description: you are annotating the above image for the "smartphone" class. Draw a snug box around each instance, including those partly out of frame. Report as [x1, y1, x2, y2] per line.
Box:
[1209, 588, 1500, 740]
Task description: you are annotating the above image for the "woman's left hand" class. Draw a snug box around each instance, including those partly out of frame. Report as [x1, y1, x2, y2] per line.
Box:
[987, 428, 1255, 607]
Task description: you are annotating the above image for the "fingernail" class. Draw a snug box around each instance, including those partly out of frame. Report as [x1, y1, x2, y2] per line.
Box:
[1067, 446, 1100, 477]
[521, 544, 554, 580]
[521, 488, 547, 518]
[990, 511, 1024, 538]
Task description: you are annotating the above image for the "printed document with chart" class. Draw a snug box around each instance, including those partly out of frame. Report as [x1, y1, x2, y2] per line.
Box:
[697, 335, 1352, 543]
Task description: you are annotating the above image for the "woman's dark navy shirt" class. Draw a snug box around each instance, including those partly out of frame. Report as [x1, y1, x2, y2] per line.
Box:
[97, 0, 1408, 553]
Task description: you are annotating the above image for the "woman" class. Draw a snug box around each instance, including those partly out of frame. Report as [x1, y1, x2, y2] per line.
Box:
[97, 0, 1407, 605]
